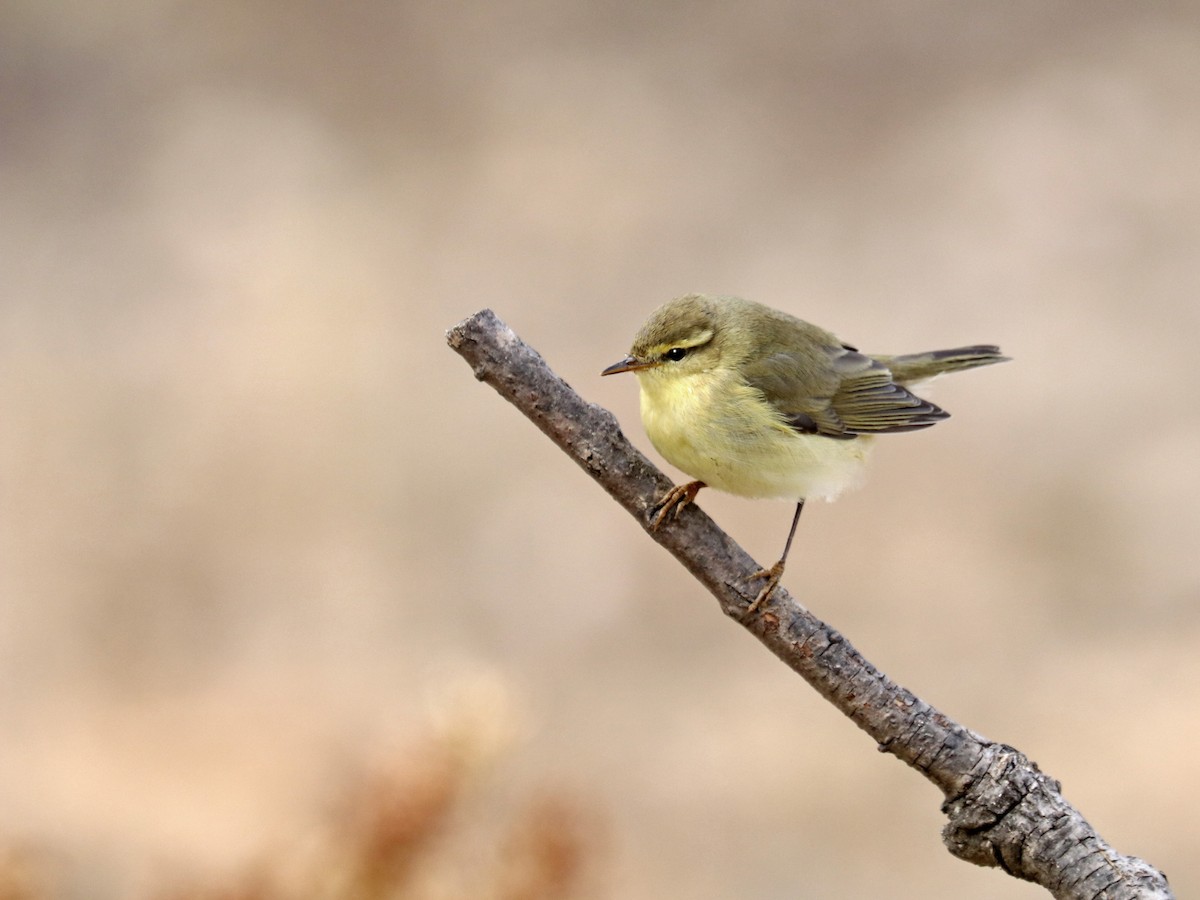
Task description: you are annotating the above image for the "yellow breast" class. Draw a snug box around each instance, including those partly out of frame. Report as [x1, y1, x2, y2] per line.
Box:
[636, 367, 870, 501]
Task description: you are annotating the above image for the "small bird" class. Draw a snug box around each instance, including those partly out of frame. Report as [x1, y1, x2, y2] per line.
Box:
[601, 294, 1008, 612]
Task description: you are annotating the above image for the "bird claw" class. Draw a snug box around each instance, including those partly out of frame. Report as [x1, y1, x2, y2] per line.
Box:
[745, 560, 785, 615]
[649, 481, 705, 531]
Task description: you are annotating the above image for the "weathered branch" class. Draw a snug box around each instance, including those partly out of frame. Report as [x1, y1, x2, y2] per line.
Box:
[446, 308, 1172, 900]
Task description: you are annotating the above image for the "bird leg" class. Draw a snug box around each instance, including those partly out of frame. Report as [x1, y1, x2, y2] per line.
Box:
[746, 500, 805, 614]
[649, 480, 705, 530]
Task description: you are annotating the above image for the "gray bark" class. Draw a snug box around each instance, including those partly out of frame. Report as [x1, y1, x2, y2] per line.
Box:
[446, 308, 1172, 900]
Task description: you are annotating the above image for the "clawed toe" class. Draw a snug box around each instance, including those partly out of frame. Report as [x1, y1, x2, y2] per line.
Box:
[649, 480, 705, 530]
[745, 561, 785, 615]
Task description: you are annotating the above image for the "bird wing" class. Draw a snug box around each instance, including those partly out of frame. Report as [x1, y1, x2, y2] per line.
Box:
[744, 345, 948, 438]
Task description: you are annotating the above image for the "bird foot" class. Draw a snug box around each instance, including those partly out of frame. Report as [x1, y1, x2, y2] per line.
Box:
[745, 560, 786, 615]
[649, 481, 705, 531]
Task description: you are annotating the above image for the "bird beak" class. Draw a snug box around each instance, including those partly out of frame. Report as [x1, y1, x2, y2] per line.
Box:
[601, 355, 653, 376]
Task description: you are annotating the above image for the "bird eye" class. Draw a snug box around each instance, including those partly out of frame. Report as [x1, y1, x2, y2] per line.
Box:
[664, 347, 689, 362]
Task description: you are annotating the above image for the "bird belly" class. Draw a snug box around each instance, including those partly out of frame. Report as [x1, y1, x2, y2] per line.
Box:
[637, 371, 872, 502]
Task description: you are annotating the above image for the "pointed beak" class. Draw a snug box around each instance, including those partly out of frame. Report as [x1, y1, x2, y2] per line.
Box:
[601, 355, 653, 376]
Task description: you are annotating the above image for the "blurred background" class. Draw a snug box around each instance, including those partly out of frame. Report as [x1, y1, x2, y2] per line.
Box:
[3, 1, 1199, 897]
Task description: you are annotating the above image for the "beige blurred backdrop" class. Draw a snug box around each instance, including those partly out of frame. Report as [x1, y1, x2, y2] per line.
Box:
[3, 2, 1199, 897]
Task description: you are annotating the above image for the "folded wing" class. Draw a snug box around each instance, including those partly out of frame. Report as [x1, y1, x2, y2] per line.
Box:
[744, 346, 947, 439]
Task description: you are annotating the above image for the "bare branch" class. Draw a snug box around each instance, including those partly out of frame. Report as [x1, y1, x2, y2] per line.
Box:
[446, 309, 1172, 900]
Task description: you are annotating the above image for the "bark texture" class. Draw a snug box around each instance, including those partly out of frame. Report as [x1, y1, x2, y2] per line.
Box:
[446, 308, 1172, 900]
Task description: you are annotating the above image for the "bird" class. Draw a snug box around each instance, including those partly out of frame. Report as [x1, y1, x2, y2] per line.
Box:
[601, 293, 1008, 613]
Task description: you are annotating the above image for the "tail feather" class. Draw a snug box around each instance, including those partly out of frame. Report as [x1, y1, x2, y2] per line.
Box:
[877, 345, 1009, 385]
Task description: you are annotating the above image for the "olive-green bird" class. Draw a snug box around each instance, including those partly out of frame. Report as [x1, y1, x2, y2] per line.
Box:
[602, 294, 1008, 612]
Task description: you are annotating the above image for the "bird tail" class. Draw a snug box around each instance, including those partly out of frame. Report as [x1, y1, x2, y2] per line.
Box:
[877, 345, 1010, 385]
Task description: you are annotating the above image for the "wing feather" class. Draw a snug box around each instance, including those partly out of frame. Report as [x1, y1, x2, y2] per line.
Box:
[744, 345, 947, 438]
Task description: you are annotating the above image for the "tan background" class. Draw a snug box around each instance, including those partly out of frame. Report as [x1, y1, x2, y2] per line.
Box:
[3, 2, 1199, 897]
